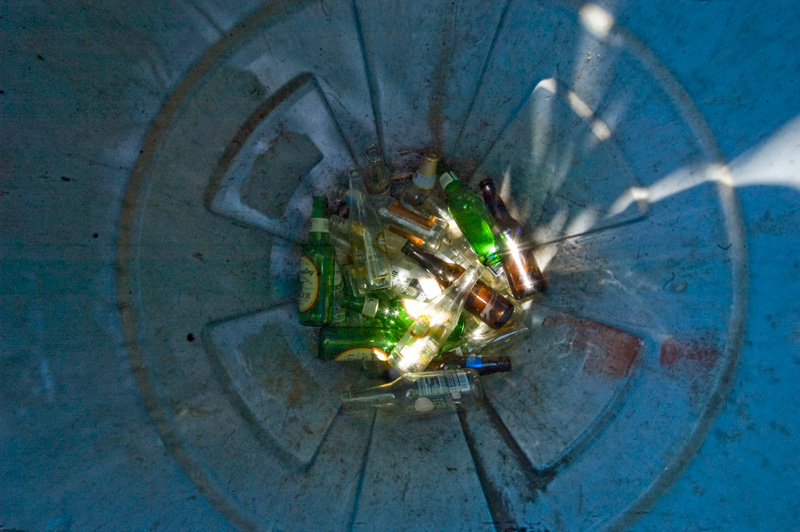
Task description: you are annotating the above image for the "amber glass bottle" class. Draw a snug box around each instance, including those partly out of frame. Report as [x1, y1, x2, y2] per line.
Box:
[401, 241, 514, 329]
[479, 178, 547, 297]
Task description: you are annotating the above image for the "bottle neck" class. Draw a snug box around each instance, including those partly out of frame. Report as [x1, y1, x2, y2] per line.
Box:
[341, 390, 397, 408]
[401, 242, 463, 285]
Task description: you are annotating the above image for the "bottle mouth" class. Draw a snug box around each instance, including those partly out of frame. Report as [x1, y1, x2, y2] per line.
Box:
[477, 178, 494, 191]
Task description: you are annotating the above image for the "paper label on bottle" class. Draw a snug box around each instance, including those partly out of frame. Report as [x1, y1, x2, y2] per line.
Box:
[310, 217, 330, 233]
[298, 256, 319, 312]
[334, 347, 389, 362]
[416, 371, 471, 400]
[391, 264, 412, 289]
[362, 297, 379, 318]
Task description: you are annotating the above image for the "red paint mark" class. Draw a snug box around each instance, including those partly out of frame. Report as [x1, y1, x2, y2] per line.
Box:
[660, 336, 720, 373]
[544, 315, 643, 378]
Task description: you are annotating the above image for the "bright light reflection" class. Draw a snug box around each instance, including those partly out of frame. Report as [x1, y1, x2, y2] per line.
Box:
[579, 4, 615, 40]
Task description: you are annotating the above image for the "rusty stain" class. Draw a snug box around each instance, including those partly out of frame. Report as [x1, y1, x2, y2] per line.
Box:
[286, 384, 306, 407]
[660, 336, 720, 374]
[544, 314, 643, 378]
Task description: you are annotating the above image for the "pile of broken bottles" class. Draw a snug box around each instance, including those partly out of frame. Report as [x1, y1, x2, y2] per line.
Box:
[297, 147, 546, 414]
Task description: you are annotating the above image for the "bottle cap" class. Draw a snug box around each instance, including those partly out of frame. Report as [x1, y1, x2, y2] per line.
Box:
[362, 297, 379, 318]
[439, 171, 458, 190]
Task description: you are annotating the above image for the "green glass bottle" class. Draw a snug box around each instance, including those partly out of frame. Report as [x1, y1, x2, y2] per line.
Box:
[298, 196, 335, 326]
[341, 295, 466, 340]
[387, 267, 482, 375]
[318, 326, 402, 361]
[439, 171, 501, 266]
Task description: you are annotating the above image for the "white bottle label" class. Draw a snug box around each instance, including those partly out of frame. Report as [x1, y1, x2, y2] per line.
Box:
[310, 217, 330, 233]
[298, 256, 319, 312]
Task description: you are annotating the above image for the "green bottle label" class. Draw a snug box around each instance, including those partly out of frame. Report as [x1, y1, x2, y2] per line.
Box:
[298, 256, 319, 312]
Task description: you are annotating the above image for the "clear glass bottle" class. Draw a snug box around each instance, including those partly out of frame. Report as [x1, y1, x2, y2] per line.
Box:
[439, 171, 501, 267]
[378, 199, 447, 252]
[345, 170, 393, 291]
[364, 144, 391, 196]
[401, 241, 515, 330]
[387, 267, 481, 374]
[298, 196, 335, 326]
[400, 150, 439, 208]
[341, 369, 484, 413]
[479, 177, 547, 297]
[443, 313, 530, 358]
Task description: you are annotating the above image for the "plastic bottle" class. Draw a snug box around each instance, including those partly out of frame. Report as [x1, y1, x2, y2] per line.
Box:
[298, 196, 335, 325]
[387, 267, 481, 374]
[479, 177, 547, 297]
[400, 151, 439, 208]
[439, 171, 501, 267]
[341, 369, 484, 413]
[401, 241, 515, 330]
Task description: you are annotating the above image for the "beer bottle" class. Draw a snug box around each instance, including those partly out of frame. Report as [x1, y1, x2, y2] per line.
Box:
[438, 172, 501, 267]
[341, 295, 466, 340]
[318, 326, 401, 362]
[401, 241, 514, 330]
[400, 150, 439, 208]
[341, 369, 484, 413]
[364, 144, 391, 196]
[378, 199, 447, 252]
[386, 267, 480, 374]
[298, 196, 335, 326]
[479, 178, 547, 297]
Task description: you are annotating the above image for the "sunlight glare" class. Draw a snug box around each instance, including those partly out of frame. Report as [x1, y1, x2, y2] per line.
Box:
[579, 4, 615, 40]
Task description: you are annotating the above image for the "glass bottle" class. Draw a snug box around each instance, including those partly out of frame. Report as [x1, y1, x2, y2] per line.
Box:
[400, 150, 440, 208]
[341, 295, 466, 340]
[378, 199, 447, 252]
[341, 369, 484, 413]
[429, 353, 512, 376]
[298, 196, 335, 326]
[318, 326, 402, 361]
[364, 144, 392, 196]
[387, 267, 481, 374]
[443, 314, 530, 358]
[345, 170, 393, 291]
[479, 177, 547, 297]
[401, 241, 515, 330]
[439, 171, 501, 267]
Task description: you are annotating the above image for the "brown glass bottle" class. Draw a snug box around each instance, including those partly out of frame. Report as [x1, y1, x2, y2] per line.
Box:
[401, 241, 514, 329]
[429, 353, 511, 376]
[479, 178, 547, 297]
